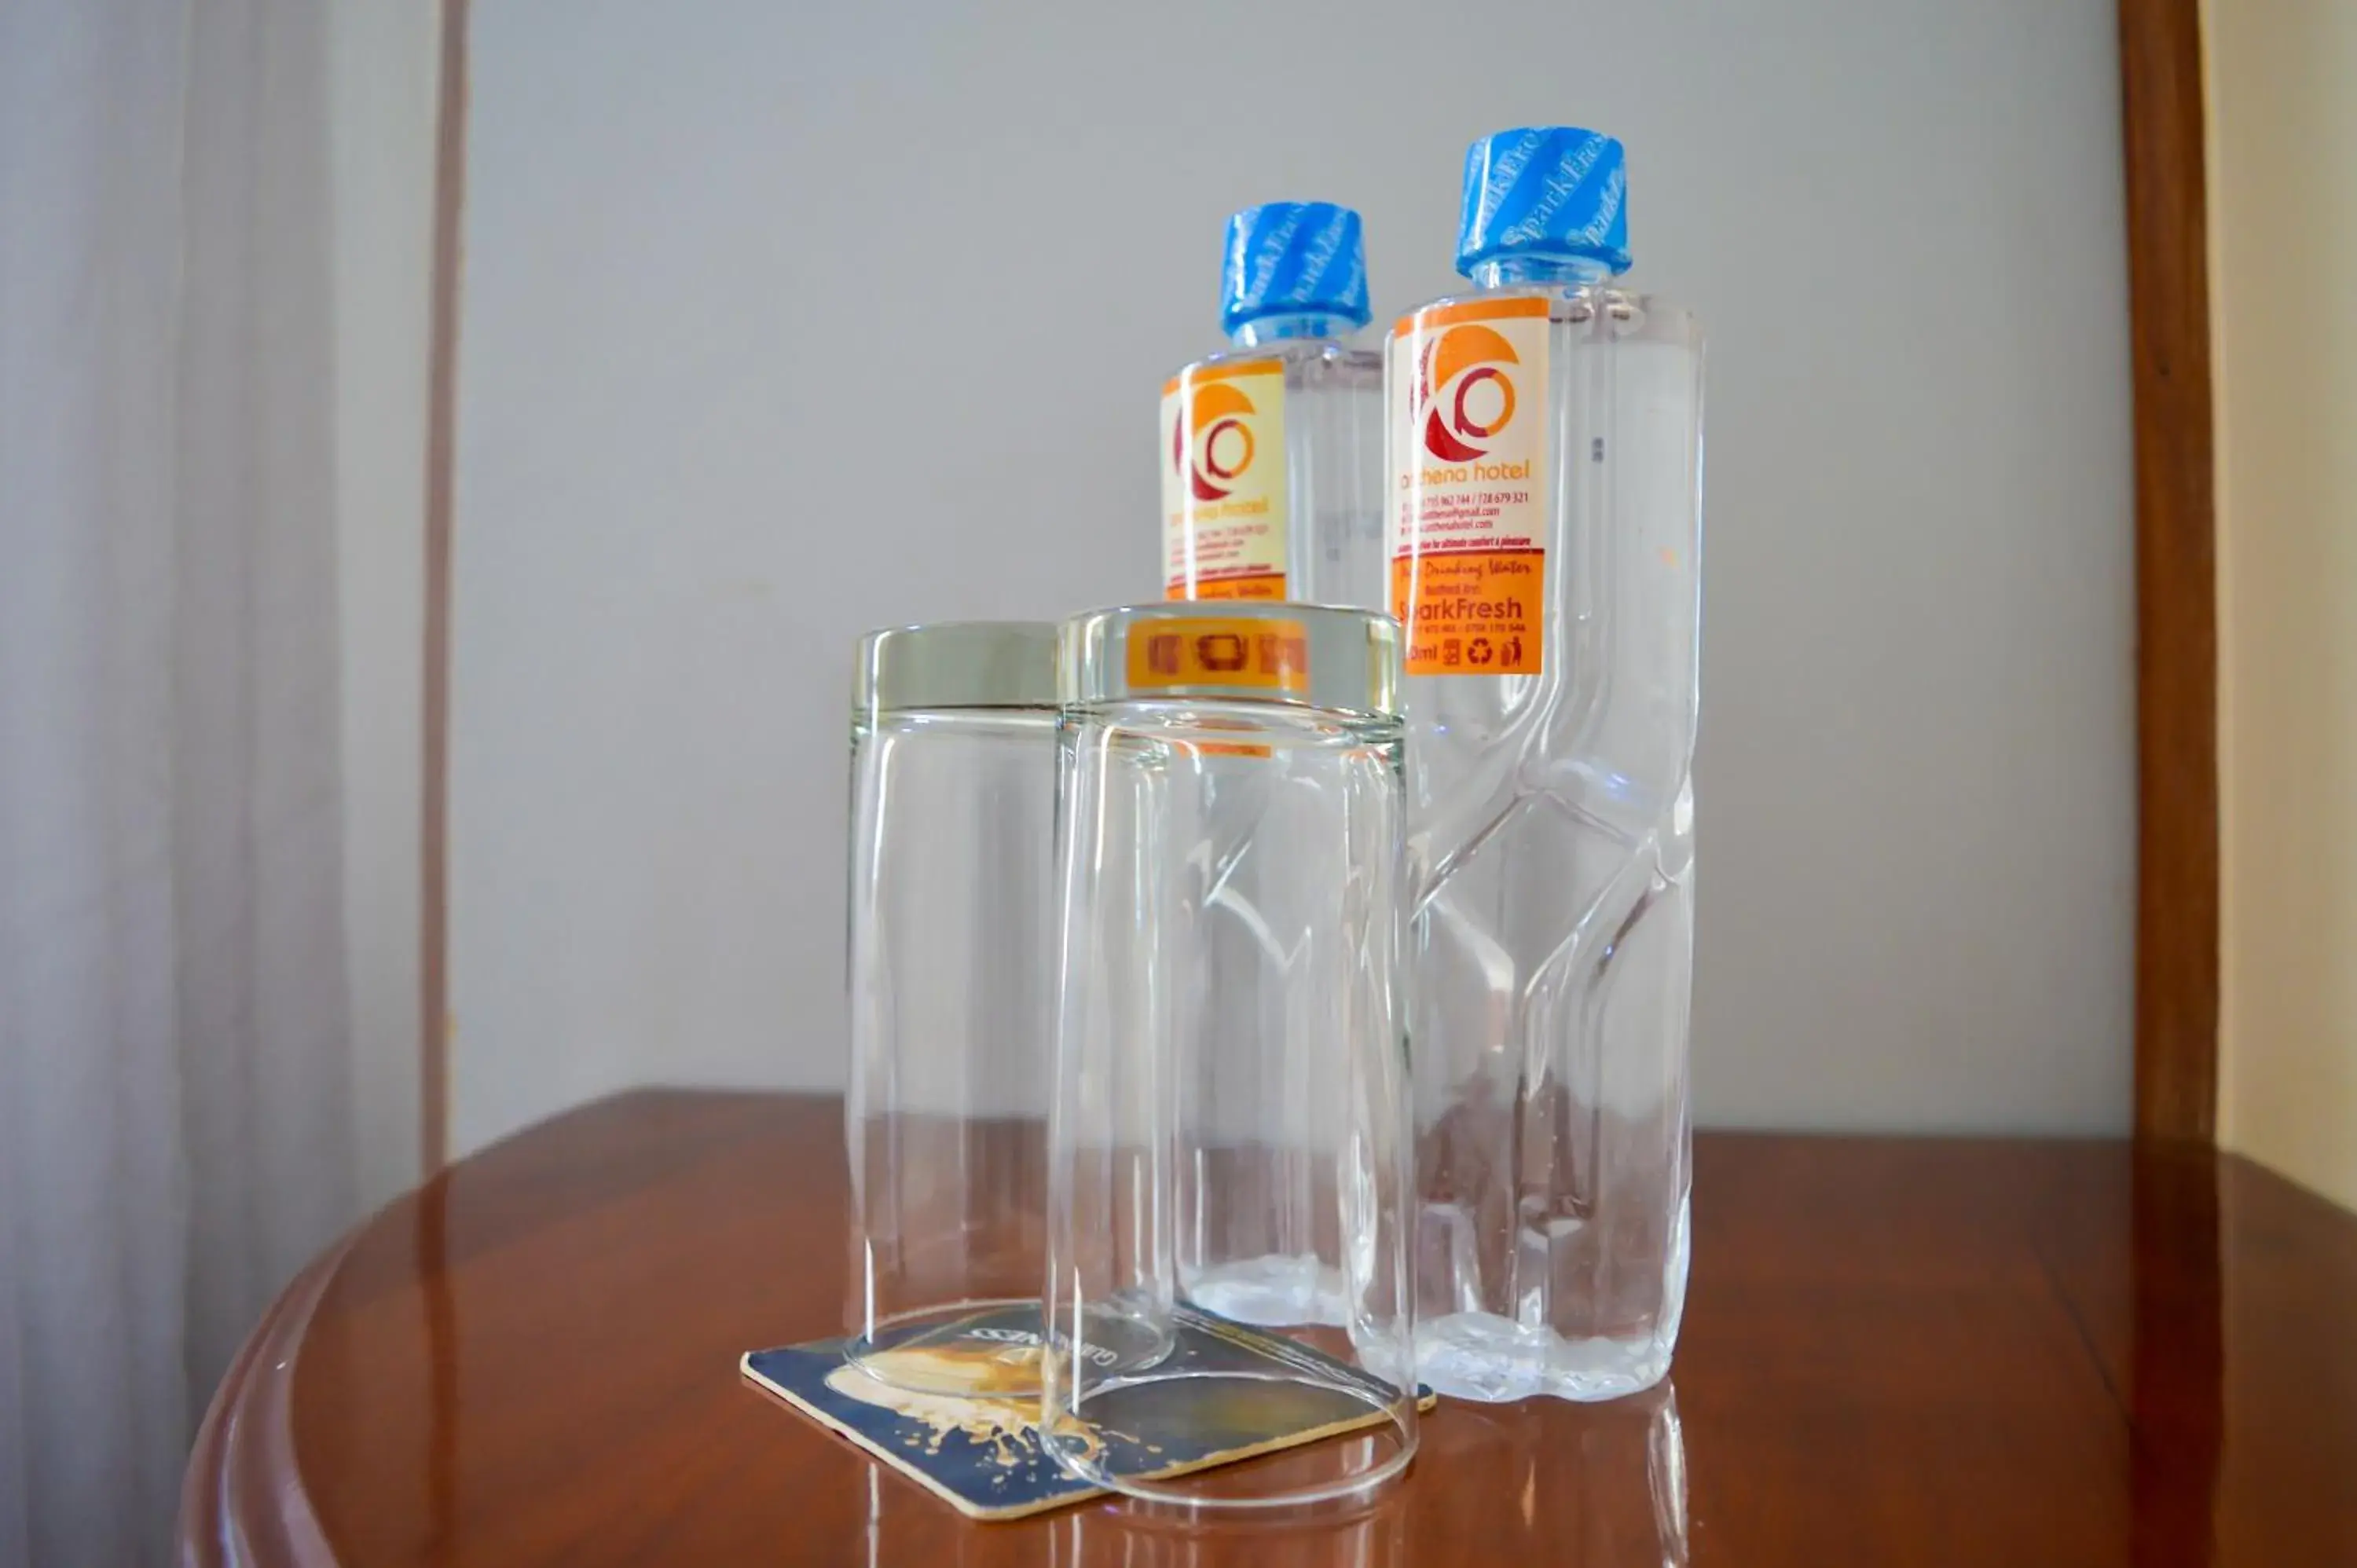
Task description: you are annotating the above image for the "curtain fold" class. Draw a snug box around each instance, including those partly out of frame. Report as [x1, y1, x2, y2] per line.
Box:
[1, 1, 357, 1561]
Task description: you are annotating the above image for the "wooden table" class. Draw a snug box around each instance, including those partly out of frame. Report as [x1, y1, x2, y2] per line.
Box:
[180, 1091, 2357, 1564]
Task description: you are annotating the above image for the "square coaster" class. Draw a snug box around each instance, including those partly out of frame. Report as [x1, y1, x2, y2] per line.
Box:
[741, 1303, 1426, 1520]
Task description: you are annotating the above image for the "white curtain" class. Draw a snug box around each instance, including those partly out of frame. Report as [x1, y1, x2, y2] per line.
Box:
[0, 1, 359, 1562]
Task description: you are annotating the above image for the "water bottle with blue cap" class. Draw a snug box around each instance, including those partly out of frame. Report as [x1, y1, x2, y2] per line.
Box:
[1160, 202, 1384, 610]
[1387, 128, 1706, 1401]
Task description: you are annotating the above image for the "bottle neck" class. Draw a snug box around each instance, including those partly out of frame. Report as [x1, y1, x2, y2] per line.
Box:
[1466, 252, 1618, 290]
[1229, 311, 1355, 348]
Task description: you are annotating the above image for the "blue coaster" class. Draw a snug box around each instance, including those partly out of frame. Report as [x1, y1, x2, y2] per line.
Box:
[741, 1303, 1426, 1520]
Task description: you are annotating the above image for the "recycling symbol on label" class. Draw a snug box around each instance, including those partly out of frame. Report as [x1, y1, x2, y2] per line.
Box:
[1468, 637, 1494, 667]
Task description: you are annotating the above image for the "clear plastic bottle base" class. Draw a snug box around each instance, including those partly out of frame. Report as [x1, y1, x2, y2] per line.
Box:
[1413, 1313, 1674, 1404]
[1183, 1255, 1350, 1328]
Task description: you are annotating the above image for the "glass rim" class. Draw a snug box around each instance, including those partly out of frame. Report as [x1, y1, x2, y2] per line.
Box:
[1056, 603, 1401, 718]
[1042, 1376, 1418, 1510]
[853, 621, 1059, 714]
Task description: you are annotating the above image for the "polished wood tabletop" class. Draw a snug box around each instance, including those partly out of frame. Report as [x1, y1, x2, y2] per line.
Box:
[180, 1091, 2357, 1565]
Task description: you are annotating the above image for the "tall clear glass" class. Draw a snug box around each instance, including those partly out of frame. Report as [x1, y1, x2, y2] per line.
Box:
[844, 622, 1060, 1394]
[1042, 603, 1417, 1508]
[1389, 128, 1705, 1401]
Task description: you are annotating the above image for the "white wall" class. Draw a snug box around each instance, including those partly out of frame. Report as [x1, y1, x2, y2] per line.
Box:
[450, 0, 2135, 1152]
[2209, 0, 2357, 1210]
[329, 2, 439, 1204]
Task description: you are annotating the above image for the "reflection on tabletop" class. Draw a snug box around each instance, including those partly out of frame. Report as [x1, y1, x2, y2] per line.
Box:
[856, 1385, 1688, 1568]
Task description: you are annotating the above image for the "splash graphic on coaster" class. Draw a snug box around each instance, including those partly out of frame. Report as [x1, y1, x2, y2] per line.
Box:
[740, 1302, 1427, 1520]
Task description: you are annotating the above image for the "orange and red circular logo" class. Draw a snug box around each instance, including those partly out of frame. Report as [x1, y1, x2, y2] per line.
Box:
[1417, 324, 1520, 463]
[1173, 380, 1260, 501]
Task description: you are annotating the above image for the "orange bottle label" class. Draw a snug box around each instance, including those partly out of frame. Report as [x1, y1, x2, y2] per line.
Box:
[1125, 616, 1309, 694]
[1387, 297, 1549, 675]
[1161, 359, 1288, 601]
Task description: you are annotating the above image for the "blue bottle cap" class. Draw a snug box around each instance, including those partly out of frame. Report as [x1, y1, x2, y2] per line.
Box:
[1456, 126, 1632, 277]
[1220, 203, 1372, 337]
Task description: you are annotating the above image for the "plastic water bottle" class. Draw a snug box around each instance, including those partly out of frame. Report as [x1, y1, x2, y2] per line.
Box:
[1161, 202, 1385, 610]
[1147, 207, 1384, 1332]
[1387, 128, 1705, 1400]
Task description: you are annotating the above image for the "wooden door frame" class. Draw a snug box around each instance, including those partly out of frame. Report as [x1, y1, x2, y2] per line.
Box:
[2118, 0, 2219, 1143]
[420, 0, 469, 1177]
